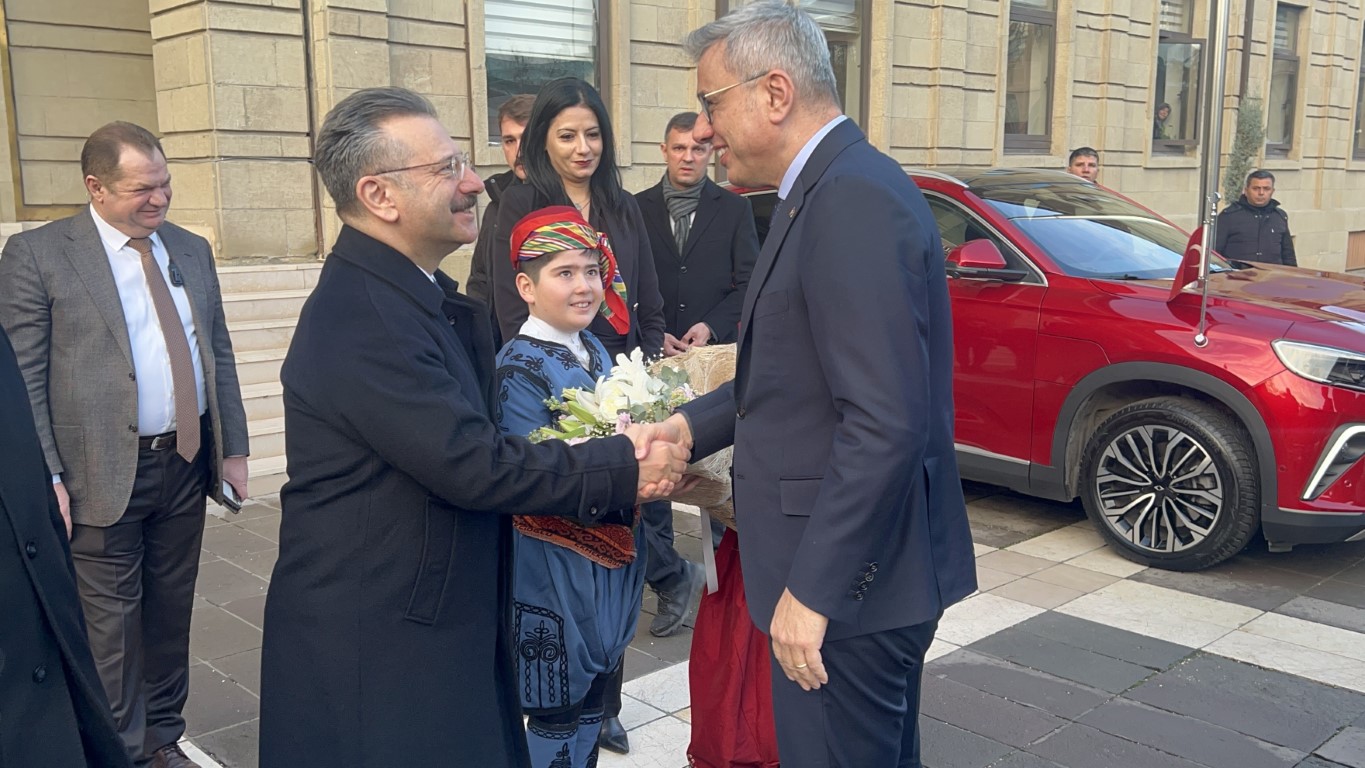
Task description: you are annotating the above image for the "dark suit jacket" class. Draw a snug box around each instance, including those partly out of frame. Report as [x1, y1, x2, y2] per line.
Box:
[636, 177, 759, 343]
[492, 184, 666, 359]
[0, 209, 249, 525]
[0, 328, 130, 768]
[259, 226, 640, 767]
[682, 120, 977, 641]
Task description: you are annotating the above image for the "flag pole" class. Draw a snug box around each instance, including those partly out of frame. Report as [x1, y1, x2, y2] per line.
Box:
[1193, 0, 1233, 347]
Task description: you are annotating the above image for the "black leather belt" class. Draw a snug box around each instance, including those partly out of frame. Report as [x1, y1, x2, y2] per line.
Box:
[139, 431, 178, 451]
[137, 413, 210, 452]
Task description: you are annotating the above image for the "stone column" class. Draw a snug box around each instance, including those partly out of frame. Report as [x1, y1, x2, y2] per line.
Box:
[149, 0, 317, 261]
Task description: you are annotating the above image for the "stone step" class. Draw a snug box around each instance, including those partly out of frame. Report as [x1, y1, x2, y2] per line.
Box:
[217, 263, 322, 294]
[222, 289, 313, 323]
[247, 454, 288, 499]
[227, 318, 296, 354]
[235, 347, 288, 387]
[247, 416, 285, 461]
[241, 381, 283, 422]
[233, 346, 286, 387]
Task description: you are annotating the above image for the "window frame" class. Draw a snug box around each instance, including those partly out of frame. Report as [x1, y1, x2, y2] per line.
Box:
[1152, 28, 1203, 152]
[1266, 4, 1302, 155]
[470, 1, 622, 170]
[1354, 35, 1365, 159]
[1003, 2, 1058, 154]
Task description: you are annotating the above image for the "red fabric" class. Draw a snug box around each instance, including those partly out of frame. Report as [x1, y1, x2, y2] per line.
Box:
[687, 530, 780, 768]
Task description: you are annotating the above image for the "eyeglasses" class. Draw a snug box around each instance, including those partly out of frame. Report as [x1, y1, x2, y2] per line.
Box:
[373, 151, 471, 180]
[697, 72, 766, 122]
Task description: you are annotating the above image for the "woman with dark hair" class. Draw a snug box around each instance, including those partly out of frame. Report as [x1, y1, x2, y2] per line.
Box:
[492, 77, 665, 361]
[490, 76, 666, 764]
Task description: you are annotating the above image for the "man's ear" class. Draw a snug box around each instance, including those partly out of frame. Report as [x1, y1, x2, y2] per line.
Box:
[355, 176, 400, 223]
[760, 69, 797, 125]
[84, 175, 105, 203]
[659, 142, 670, 162]
[515, 270, 536, 304]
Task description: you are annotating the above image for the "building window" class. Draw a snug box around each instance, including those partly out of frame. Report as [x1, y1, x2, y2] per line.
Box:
[1004, 0, 1056, 152]
[485, 0, 599, 143]
[1267, 4, 1301, 152]
[1153, 0, 1202, 151]
[1354, 36, 1365, 159]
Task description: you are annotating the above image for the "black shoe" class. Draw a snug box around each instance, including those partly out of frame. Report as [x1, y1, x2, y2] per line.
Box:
[598, 715, 630, 754]
[650, 561, 705, 637]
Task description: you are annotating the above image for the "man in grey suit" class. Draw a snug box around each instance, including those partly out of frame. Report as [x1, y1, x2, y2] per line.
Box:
[0, 121, 249, 768]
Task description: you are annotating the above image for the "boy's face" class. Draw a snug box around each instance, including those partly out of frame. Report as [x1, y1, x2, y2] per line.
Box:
[516, 249, 604, 335]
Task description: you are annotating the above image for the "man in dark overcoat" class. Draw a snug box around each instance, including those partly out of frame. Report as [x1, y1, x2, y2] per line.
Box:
[257, 87, 688, 768]
[0, 326, 131, 768]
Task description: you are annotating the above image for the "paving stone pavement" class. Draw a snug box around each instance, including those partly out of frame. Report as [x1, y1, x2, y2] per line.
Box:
[182, 483, 1365, 768]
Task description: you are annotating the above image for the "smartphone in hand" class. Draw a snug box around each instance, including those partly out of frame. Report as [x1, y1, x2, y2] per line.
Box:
[221, 480, 243, 513]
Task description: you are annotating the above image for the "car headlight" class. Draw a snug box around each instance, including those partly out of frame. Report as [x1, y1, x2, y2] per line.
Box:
[1272, 340, 1365, 392]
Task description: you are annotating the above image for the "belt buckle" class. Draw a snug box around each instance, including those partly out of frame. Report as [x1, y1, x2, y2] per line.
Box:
[149, 433, 176, 451]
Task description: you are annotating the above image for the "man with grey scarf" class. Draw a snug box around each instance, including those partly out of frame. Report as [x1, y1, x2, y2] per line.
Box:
[637, 112, 759, 358]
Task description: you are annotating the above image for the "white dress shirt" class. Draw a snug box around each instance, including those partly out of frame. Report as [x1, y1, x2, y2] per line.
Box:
[91, 205, 207, 434]
[778, 114, 849, 200]
[519, 315, 592, 369]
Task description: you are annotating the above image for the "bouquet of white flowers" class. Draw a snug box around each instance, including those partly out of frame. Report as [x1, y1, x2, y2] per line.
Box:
[527, 349, 695, 443]
[527, 346, 737, 522]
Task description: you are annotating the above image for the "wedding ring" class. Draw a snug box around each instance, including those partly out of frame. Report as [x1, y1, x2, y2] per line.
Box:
[794, 663, 808, 669]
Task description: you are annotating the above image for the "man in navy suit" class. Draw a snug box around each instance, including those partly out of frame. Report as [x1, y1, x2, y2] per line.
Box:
[646, 3, 978, 765]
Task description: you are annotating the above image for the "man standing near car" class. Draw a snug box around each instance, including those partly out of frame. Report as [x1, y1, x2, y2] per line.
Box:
[1066, 147, 1099, 182]
[644, 3, 979, 765]
[1215, 169, 1297, 267]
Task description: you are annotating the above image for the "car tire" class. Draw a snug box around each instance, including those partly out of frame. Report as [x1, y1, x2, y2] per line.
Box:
[1079, 396, 1260, 571]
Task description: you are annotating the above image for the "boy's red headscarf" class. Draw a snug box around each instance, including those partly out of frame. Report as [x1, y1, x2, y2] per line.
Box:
[509, 206, 630, 334]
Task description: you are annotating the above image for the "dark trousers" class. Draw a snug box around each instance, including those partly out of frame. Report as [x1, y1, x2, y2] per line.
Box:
[69, 442, 209, 767]
[642, 501, 725, 591]
[770, 618, 940, 768]
[642, 500, 686, 591]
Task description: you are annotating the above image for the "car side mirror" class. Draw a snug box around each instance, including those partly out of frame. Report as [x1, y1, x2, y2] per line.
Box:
[945, 239, 1028, 282]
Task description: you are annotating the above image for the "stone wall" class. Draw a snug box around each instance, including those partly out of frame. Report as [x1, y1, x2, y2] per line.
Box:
[2, 0, 1365, 271]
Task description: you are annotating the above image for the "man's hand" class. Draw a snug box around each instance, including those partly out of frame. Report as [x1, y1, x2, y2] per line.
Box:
[53, 481, 72, 539]
[636, 440, 689, 502]
[223, 456, 249, 500]
[680, 322, 712, 348]
[770, 588, 830, 691]
[623, 414, 693, 460]
[662, 332, 690, 357]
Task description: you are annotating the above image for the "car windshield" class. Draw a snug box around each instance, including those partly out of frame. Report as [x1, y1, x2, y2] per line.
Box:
[979, 183, 1231, 279]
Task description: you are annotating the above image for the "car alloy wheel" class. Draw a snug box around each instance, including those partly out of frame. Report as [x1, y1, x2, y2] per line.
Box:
[1079, 396, 1260, 571]
[1093, 424, 1222, 553]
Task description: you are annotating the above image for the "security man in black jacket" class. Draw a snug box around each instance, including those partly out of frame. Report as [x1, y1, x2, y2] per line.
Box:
[1215, 169, 1297, 266]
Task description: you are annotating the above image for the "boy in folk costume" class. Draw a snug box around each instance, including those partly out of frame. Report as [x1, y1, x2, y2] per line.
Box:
[494, 206, 645, 768]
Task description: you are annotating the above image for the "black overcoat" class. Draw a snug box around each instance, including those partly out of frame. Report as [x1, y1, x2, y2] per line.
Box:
[258, 226, 640, 767]
[0, 328, 129, 768]
[636, 177, 759, 343]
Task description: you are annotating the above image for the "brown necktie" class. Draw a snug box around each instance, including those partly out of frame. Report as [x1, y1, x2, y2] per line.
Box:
[129, 237, 200, 462]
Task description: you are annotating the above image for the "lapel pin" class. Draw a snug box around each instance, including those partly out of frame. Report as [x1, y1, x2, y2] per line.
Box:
[788, 207, 796, 219]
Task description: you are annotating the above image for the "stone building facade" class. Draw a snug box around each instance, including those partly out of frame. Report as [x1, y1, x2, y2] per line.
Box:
[2, 0, 1364, 274]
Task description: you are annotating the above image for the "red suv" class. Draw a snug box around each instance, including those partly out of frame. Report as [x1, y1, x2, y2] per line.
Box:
[740, 168, 1365, 571]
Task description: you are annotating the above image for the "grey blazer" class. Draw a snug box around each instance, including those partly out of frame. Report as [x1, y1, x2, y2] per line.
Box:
[0, 209, 248, 526]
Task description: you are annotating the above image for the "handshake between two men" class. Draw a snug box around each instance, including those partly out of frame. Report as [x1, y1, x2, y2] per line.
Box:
[625, 413, 697, 504]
